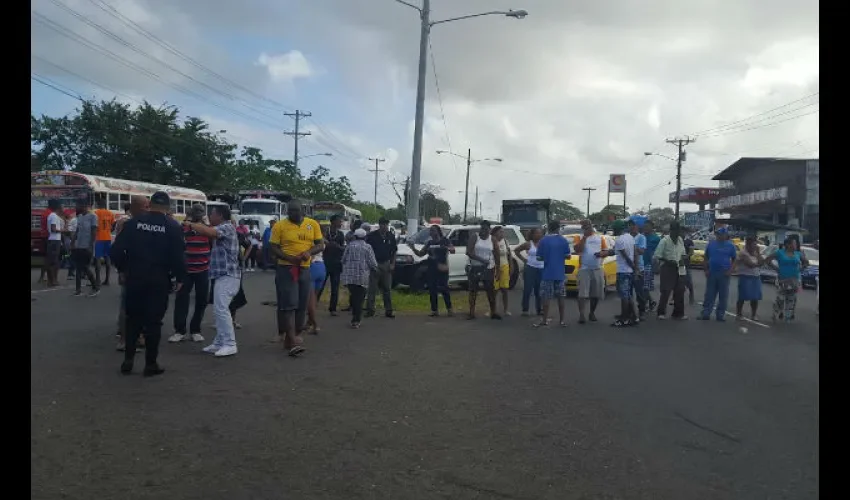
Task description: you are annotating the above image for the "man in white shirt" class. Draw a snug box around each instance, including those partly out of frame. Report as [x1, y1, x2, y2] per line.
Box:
[609, 219, 637, 327]
[573, 220, 608, 324]
[44, 199, 64, 287]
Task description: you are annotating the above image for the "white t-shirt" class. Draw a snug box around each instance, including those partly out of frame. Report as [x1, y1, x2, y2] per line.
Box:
[614, 233, 636, 274]
[579, 234, 607, 270]
[47, 212, 63, 241]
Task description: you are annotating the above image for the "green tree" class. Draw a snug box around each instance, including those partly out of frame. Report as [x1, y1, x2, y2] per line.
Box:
[589, 204, 629, 225]
[645, 207, 675, 229]
[550, 199, 584, 221]
[349, 201, 385, 222]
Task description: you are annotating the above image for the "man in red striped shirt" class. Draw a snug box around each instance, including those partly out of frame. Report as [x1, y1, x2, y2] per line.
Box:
[169, 204, 212, 343]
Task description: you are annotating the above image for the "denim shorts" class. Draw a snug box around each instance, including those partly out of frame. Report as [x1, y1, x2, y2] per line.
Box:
[616, 273, 634, 299]
[540, 280, 565, 300]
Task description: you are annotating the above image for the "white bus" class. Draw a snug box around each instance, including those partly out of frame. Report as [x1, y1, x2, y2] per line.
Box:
[313, 201, 362, 230]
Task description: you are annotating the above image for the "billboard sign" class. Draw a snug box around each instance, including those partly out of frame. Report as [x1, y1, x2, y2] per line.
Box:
[716, 186, 788, 210]
[683, 210, 715, 230]
[608, 174, 626, 193]
[668, 187, 726, 203]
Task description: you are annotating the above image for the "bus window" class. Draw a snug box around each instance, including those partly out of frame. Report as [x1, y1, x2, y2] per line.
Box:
[119, 193, 130, 208]
[107, 193, 120, 211]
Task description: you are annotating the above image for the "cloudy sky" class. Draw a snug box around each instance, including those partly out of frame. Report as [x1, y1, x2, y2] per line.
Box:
[31, 0, 819, 219]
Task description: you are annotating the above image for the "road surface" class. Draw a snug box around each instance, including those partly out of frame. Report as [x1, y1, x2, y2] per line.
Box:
[31, 269, 818, 499]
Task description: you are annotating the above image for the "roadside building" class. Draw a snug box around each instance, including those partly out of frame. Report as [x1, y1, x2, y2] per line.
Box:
[711, 157, 818, 242]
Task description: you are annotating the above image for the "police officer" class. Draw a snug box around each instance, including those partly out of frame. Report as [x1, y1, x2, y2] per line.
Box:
[110, 191, 187, 376]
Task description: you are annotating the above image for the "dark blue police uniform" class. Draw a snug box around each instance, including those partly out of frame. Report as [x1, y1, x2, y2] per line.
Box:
[110, 192, 186, 376]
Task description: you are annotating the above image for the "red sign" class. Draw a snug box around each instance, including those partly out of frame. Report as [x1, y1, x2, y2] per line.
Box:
[429, 217, 443, 224]
[668, 187, 725, 203]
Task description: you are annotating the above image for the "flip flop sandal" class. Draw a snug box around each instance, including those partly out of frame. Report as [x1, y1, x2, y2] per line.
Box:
[533, 319, 551, 328]
[288, 345, 305, 357]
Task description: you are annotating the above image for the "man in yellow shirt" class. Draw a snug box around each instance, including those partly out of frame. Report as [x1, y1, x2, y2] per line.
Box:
[269, 201, 325, 356]
[94, 199, 116, 286]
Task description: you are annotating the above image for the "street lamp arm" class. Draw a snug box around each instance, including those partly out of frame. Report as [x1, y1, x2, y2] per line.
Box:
[435, 150, 467, 160]
[431, 11, 523, 27]
[644, 152, 677, 162]
[393, 0, 422, 12]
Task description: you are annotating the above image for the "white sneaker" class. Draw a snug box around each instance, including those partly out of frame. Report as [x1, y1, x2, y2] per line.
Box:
[202, 344, 221, 354]
[190, 333, 205, 342]
[168, 333, 186, 343]
[214, 345, 238, 357]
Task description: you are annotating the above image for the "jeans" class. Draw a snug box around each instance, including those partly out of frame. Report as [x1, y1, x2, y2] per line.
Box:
[347, 285, 366, 323]
[173, 270, 210, 334]
[427, 267, 452, 312]
[320, 263, 342, 312]
[702, 271, 731, 319]
[211, 275, 240, 348]
[367, 261, 393, 313]
[521, 266, 543, 314]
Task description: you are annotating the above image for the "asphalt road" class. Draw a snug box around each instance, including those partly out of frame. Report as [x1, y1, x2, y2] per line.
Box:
[31, 269, 818, 500]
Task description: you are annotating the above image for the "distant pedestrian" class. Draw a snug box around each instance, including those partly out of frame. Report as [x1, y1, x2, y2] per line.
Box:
[573, 220, 607, 324]
[183, 204, 242, 357]
[319, 214, 346, 315]
[654, 221, 688, 320]
[491, 226, 512, 317]
[341, 228, 378, 328]
[514, 227, 543, 317]
[734, 236, 764, 321]
[72, 199, 100, 297]
[365, 218, 397, 318]
[642, 220, 661, 311]
[765, 236, 805, 322]
[683, 232, 696, 305]
[466, 220, 499, 320]
[110, 191, 186, 376]
[93, 198, 115, 286]
[629, 219, 647, 320]
[408, 224, 455, 317]
[699, 227, 737, 321]
[170, 204, 211, 344]
[44, 199, 64, 287]
[261, 218, 276, 270]
[534, 221, 572, 327]
[610, 219, 637, 327]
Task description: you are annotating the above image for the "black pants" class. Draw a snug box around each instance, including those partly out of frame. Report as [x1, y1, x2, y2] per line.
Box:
[72, 248, 98, 292]
[173, 270, 210, 334]
[657, 263, 686, 318]
[347, 285, 366, 323]
[427, 267, 452, 312]
[125, 279, 170, 366]
[247, 247, 257, 268]
[320, 263, 342, 312]
[632, 272, 647, 315]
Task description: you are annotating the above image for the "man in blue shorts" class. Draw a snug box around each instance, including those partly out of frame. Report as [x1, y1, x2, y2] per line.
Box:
[609, 219, 637, 327]
[534, 220, 572, 327]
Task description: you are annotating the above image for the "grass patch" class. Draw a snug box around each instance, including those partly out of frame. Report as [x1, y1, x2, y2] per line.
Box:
[317, 286, 472, 313]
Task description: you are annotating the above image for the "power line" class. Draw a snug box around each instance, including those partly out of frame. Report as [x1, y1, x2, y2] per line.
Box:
[429, 39, 459, 172]
[698, 109, 819, 139]
[367, 157, 386, 206]
[284, 110, 312, 171]
[689, 91, 819, 136]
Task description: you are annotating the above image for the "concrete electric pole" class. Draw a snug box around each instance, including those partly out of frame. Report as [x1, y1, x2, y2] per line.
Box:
[582, 187, 596, 218]
[284, 110, 311, 172]
[368, 157, 386, 207]
[665, 136, 696, 220]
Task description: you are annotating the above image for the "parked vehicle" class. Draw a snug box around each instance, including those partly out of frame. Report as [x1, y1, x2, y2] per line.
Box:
[689, 240, 707, 268]
[393, 224, 525, 291]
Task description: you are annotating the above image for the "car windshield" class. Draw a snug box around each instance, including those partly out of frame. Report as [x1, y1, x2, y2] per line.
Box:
[692, 240, 707, 251]
[802, 247, 819, 261]
[240, 201, 279, 215]
[560, 226, 583, 236]
[409, 227, 435, 245]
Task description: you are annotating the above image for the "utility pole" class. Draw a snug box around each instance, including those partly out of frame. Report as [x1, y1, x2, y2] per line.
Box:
[473, 186, 479, 219]
[463, 148, 472, 222]
[284, 110, 311, 172]
[582, 187, 596, 218]
[665, 136, 696, 220]
[367, 157, 386, 207]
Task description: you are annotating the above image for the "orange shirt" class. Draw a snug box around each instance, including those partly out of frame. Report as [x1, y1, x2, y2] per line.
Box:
[94, 209, 115, 241]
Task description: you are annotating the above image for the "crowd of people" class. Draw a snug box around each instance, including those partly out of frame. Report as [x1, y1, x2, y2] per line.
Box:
[36, 195, 814, 376]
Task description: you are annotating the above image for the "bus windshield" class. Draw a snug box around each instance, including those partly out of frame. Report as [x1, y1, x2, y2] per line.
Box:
[31, 187, 89, 210]
[503, 206, 547, 225]
[241, 201, 280, 216]
[313, 210, 342, 222]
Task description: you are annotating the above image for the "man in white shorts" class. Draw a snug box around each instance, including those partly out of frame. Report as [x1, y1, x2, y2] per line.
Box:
[573, 219, 607, 324]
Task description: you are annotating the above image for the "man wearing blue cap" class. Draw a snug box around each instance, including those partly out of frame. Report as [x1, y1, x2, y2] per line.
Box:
[700, 226, 737, 321]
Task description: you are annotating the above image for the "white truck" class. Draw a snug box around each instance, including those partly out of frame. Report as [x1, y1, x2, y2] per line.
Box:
[393, 224, 526, 291]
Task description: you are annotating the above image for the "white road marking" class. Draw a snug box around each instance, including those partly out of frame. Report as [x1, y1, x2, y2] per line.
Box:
[697, 302, 770, 328]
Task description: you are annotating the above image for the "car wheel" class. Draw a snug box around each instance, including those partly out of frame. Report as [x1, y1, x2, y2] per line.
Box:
[410, 266, 428, 292]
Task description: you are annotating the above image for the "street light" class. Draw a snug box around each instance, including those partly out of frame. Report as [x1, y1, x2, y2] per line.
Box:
[644, 152, 677, 162]
[436, 149, 502, 222]
[394, 0, 527, 230]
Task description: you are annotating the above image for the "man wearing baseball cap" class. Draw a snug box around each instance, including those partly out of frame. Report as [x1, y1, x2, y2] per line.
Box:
[110, 191, 187, 376]
[699, 225, 737, 321]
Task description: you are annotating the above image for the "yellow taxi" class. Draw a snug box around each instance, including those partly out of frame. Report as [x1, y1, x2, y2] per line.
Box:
[561, 231, 619, 292]
[689, 240, 708, 268]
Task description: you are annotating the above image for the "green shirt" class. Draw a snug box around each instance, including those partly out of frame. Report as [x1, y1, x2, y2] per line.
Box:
[654, 235, 687, 276]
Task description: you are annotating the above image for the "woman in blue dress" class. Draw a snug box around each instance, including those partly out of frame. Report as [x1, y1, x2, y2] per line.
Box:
[734, 236, 764, 320]
[765, 236, 806, 322]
